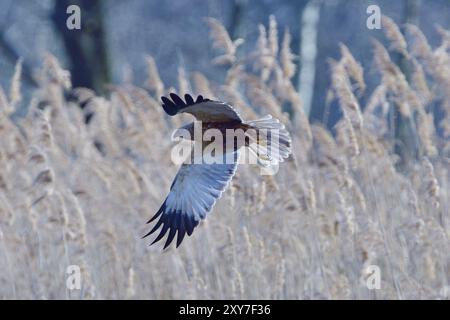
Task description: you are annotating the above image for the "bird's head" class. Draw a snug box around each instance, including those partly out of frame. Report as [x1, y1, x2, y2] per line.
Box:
[171, 122, 195, 141]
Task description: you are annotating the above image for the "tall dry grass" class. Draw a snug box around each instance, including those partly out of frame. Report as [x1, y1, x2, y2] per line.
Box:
[0, 16, 449, 299]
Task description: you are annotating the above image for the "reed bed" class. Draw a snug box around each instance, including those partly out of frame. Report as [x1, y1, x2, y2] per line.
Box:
[0, 16, 448, 299]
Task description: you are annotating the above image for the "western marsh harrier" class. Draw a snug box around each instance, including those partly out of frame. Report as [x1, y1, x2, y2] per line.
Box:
[144, 93, 291, 249]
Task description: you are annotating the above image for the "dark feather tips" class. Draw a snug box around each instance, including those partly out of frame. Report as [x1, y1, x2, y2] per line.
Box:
[160, 93, 209, 116]
[143, 203, 200, 249]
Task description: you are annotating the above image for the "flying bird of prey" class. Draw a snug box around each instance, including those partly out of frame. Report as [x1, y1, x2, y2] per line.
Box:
[144, 93, 291, 249]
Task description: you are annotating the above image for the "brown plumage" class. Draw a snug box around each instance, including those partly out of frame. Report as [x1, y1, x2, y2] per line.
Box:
[143, 93, 292, 249]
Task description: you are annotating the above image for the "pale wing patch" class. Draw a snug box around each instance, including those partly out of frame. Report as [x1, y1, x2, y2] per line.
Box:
[144, 151, 239, 249]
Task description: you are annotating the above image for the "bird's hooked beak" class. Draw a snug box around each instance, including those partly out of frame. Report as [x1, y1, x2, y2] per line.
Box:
[171, 123, 193, 142]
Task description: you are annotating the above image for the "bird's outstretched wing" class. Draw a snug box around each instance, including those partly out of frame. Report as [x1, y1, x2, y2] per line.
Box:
[161, 93, 243, 122]
[144, 151, 239, 249]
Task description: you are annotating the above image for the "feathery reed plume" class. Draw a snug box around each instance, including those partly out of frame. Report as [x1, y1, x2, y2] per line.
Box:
[0, 86, 13, 115]
[232, 267, 244, 299]
[9, 59, 22, 108]
[417, 110, 437, 158]
[372, 40, 420, 117]
[145, 55, 164, 97]
[0, 193, 14, 226]
[242, 226, 253, 256]
[225, 64, 245, 89]
[219, 84, 257, 119]
[280, 28, 296, 79]
[248, 86, 287, 122]
[70, 87, 96, 106]
[336, 191, 356, 235]
[206, 18, 243, 65]
[53, 192, 69, 231]
[27, 145, 47, 166]
[441, 100, 450, 141]
[268, 15, 279, 59]
[30, 167, 54, 207]
[253, 21, 276, 81]
[79, 260, 96, 299]
[224, 226, 236, 265]
[35, 109, 54, 150]
[339, 44, 366, 94]
[436, 25, 450, 44]
[343, 114, 360, 161]
[382, 16, 410, 58]
[257, 238, 266, 262]
[42, 54, 71, 89]
[351, 183, 366, 212]
[126, 267, 136, 299]
[311, 124, 341, 166]
[66, 192, 88, 249]
[274, 259, 286, 299]
[177, 66, 191, 95]
[305, 180, 317, 213]
[256, 181, 267, 213]
[405, 24, 433, 60]
[365, 84, 387, 115]
[422, 157, 440, 209]
[411, 60, 432, 104]
[192, 72, 215, 98]
[329, 59, 363, 128]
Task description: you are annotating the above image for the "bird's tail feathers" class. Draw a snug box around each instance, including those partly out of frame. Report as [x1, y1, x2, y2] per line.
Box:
[245, 115, 292, 167]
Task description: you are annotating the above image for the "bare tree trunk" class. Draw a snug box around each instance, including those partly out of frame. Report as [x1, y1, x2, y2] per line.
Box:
[229, 0, 248, 40]
[51, 0, 111, 94]
[394, 0, 421, 167]
[298, 0, 321, 117]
